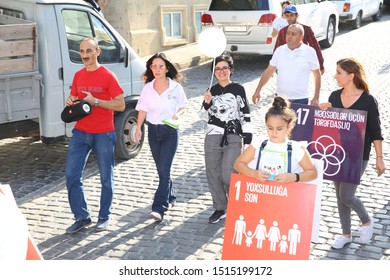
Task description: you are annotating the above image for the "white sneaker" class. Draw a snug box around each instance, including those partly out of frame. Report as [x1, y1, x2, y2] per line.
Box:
[359, 217, 374, 243]
[149, 211, 162, 221]
[331, 235, 352, 249]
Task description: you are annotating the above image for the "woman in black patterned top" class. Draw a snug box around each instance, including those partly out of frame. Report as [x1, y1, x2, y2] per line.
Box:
[199, 52, 253, 224]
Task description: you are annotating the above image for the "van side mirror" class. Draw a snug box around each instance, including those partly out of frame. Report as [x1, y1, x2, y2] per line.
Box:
[119, 46, 128, 67]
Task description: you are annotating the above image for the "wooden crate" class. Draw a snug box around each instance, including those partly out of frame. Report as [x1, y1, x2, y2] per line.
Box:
[0, 14, 37, 74]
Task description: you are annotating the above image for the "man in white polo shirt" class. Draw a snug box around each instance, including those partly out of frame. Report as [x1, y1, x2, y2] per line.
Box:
[252, 23, 321, 106]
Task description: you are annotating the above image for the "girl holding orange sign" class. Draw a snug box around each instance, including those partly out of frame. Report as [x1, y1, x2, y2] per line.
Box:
[234, 96, 317, 184]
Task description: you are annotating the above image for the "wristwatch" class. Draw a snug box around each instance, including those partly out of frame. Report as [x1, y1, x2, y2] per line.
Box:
[94, 98, 99, 107]
[295, 173, 300, 182]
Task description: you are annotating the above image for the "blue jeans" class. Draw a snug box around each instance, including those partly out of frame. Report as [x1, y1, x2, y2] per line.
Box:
[65, 128, 116, 221]
[289, 98, 309, 105]
[148, 123, 179, 216]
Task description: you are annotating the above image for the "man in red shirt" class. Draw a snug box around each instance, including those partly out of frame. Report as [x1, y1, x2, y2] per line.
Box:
[274, 5, 325, 75]
[64, 37, 125, 233]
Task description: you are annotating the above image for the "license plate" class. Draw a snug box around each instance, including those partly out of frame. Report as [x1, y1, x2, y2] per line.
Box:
[224, 26, 247, 32]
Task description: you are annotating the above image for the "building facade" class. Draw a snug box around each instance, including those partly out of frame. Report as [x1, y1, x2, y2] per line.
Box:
[103, 0, 211, 57]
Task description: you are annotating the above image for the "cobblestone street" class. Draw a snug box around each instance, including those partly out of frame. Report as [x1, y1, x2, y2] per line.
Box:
[1, 7, 390, 261]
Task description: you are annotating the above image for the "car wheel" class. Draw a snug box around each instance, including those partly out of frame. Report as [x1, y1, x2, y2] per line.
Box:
[319, 17, 335, 48]
[372, 4, 382, 21]
[114, 107, 144, 160]
[352, 11, 362, 29]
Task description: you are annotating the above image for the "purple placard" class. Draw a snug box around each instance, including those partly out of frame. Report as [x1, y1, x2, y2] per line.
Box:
[291, 104, 367, 184]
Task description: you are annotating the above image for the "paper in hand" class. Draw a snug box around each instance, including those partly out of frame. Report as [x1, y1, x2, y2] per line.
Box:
[162, 119, 179, 129]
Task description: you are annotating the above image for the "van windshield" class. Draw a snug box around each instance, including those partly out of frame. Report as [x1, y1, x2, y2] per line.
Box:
[209, 0, 270, 11]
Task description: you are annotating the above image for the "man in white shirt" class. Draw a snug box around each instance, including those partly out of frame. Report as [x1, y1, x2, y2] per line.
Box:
[252, 24, 321, 106]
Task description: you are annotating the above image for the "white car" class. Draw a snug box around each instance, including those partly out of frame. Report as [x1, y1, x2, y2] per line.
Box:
[201, 0, 339, 56]
[331, 0, 383, 29]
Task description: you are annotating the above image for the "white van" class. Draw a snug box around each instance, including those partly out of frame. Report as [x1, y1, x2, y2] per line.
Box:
[331, 0, 383, 29]
[0, 0, 146, 159]
[201, 0, 339, 56]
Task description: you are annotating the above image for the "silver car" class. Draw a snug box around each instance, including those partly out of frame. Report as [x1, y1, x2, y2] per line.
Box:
[201, 0, 339, 56]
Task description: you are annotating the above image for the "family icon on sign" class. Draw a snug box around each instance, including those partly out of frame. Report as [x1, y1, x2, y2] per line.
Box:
[232, 215, 301, 255]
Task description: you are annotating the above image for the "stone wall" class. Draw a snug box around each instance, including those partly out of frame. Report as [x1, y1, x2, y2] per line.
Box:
[103, 0, 210, 57]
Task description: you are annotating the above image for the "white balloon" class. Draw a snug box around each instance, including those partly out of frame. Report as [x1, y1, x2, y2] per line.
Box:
[198, 27, 227, 58]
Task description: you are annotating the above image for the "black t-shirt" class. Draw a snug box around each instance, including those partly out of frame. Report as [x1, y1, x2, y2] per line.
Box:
[329, 89, 383, 160]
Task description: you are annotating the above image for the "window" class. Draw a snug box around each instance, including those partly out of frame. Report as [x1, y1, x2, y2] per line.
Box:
[163, 12, 182, 38]
[210, 0, 269, 11]
[193, 4, 209, 39]
[62, 9, 120, 64]
[160, 5, 189, 47]
[195, 11, 203, 34]
[90, 15, 120, 63]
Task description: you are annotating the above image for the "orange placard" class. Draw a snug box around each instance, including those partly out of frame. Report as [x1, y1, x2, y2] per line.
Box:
[26, 234, 43, 260]
[222, 174, 316, 260]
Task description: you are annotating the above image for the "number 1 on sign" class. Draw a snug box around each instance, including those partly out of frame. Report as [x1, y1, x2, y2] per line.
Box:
[235, 180, 241, 200]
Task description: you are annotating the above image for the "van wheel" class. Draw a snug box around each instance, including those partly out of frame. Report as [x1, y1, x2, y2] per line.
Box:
[352, 12, 362, 29]
[114, 108, 144, 160]
[372, 4, 382, 21]
[320, 17, 335, 48]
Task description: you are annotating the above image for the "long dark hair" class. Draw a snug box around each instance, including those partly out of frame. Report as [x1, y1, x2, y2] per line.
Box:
[143, 52, 185, 84]
[337, 57, 370, 92]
